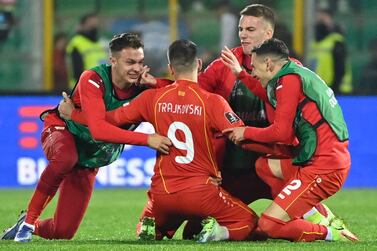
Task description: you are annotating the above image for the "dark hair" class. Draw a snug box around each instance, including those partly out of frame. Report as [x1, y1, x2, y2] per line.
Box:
[79, 13, 98, 25]
[168, 39, 198, 72]
[240, 4, 275, 29]
[251, 38, 289, 60]
[109, 33, 144, 53]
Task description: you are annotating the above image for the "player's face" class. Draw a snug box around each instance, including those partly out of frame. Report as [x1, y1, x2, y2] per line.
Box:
[238, 15, 273, 55]
[111, 47, 144, 85]
[251, 53, 272, 87]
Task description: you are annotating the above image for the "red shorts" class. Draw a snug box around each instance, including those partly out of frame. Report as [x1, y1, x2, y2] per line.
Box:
[151, 184, 258, 240]
[274, 167, 349, 219]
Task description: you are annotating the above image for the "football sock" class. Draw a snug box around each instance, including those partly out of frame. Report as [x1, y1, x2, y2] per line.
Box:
[259, 213, 327, 242]
[25, 189, 52, 225]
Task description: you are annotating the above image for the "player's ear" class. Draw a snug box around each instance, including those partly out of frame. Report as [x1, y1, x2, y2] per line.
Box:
[109, 54, 116, 66]
[197, 58, 202, 72]
[265, 57, 273, 72]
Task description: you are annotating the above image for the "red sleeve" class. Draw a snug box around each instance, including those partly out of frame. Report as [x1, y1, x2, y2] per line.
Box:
[198, 59, 222, 92]
[106, 89, 155, 126]
[79, 70, 148, 145]
[207, 94, 244, 132]
[238, 70, 269, 101]
[155, 78, 174, 88]
[243, 74, 301, 143]
[71, 109, 87, 125]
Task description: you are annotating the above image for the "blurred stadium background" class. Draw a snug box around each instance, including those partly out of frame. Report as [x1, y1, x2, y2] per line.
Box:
[0, 0, 376, 190]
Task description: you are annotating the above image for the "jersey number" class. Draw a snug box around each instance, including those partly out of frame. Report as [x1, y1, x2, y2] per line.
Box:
[167, 122, 194, 164]
[277, 179, 302, 199]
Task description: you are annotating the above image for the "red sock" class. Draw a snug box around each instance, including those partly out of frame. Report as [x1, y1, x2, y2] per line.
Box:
[259, 214, 328, 242]
[25, 189, 53, 225]
[255, 157, 285, 198]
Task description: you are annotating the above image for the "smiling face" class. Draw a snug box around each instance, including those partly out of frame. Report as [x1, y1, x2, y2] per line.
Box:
[110, 47, 144, 86]
[238, 15, 273, 55]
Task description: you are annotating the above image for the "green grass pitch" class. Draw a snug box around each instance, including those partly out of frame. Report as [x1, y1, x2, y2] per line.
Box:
[0, 189, 376, 250]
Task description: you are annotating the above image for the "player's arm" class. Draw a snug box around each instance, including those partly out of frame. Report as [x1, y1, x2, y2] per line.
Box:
[79, 71, 149, 145]
[208, 94, 295, 157]
[58, 89, 153, 127]
[70, 108, 87, 124]
[105, 89, 155, 126]
[220, 46, 268, 101]
[58, 92, 88, 125]
[223, 74, 300, 144]
[104, 89, 172, 153]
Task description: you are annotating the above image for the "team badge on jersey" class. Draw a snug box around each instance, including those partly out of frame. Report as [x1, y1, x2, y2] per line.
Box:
[225, 112, 240, 124]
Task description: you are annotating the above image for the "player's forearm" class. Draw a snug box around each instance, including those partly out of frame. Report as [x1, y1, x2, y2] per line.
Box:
[71, 109, 88, 125]
[244, 124, 293, 143]
[88, 119, 148, 145]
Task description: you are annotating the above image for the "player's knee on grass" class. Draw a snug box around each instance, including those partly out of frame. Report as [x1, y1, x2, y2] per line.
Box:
[228, 212, 259, 241]
[258, 213, 285, 239]
[53, 224, 78, 240]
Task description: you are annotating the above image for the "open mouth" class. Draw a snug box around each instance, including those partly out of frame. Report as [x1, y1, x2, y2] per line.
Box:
[128, 74, 140, 80]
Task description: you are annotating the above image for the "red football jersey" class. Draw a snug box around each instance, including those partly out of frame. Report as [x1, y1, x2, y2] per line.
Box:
[106, 80, 244, 194]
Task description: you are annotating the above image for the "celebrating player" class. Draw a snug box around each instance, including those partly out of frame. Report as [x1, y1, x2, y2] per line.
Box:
[221, 38, 358, 242]
[1, 33, 171, 242]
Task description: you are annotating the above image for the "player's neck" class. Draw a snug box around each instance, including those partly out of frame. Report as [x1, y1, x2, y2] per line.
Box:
[174, 72, 198, 83]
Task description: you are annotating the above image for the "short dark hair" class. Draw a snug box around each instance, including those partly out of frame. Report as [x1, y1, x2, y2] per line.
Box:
[168, 39, 198, 72]
[240, 4, 275, 29]
[109, 33, 144, 53]
[251, 38, 289, 60]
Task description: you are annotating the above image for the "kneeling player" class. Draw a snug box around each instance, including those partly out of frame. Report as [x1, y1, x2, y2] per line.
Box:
[222, 38, 358, 242]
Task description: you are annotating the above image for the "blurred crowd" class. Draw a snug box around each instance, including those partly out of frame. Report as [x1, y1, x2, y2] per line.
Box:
[0, 0, 377, 95]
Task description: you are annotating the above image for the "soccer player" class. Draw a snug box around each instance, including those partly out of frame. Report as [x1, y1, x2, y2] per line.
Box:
[1, 33, 171, 242]
[106, 39, 259, 242]
[221, 38, 358, 241]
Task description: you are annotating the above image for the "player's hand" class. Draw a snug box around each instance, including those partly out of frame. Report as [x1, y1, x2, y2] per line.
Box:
[147, 133, 172, 154]
[58, 92, 75, 120]
[220, 46, 243, 77]
[139, 65, 157, 86]
[222, 127, 246, 145]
